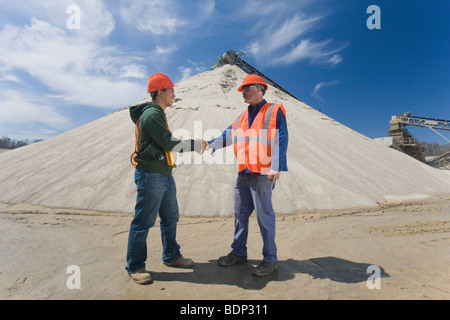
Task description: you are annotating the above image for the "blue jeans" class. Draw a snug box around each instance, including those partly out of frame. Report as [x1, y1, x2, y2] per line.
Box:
[126, 169, 181, 274]
[231, 174, 277, 262]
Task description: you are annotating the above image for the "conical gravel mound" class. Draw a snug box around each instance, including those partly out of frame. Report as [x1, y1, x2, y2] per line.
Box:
[1, 65, 449, 215]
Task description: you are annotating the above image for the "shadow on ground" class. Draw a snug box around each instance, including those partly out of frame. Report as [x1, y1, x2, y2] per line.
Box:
[151, 256, 390, 290]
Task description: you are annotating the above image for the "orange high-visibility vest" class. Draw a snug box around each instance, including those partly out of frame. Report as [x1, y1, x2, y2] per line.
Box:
[131, 118, 176, 168]
[231, 103, 286, 174]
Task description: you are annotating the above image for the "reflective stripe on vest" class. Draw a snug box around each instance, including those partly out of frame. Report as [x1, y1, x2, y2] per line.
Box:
[231, 103, 285, 174]
[131, 118, 176, 168]
[164, 120, 177, 167]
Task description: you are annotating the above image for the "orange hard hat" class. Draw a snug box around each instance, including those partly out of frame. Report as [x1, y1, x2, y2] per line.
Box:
[238, 74, 268, 92]
[147, 73, 177, 93]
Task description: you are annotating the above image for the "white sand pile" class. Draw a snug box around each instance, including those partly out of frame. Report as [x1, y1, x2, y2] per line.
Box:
[0, 65, 449, 216]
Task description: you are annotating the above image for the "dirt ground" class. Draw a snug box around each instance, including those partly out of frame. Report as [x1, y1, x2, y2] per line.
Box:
[1, 194, 449, 300]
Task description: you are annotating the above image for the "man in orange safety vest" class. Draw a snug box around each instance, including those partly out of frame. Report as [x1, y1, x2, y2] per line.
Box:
[206, 74, 289, 276]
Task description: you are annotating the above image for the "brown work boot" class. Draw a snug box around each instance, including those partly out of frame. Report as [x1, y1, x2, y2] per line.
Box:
[163, 256, 194, 268]
[129, 269, 153, 285]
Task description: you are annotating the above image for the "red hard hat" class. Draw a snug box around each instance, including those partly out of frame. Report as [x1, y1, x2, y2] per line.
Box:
[238, 74, 268, 92]
[147, 73, 177, 93]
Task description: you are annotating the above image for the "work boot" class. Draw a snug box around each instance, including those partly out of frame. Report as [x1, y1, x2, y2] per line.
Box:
[129, 269, 153, 285]
[163, 256, 194, 268]
[252, 261, 279, 277]
[218, 253, 248, 266]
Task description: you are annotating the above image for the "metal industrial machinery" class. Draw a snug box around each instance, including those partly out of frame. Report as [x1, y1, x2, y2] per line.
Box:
[389, 112, 450, 169]
[212, 50, 302, 102]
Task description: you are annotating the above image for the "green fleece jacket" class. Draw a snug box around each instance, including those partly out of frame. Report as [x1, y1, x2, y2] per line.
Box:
[129, 102, 194, 175]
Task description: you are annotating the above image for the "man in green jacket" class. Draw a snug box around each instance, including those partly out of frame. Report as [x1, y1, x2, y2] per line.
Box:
[126, 73, 204, 285]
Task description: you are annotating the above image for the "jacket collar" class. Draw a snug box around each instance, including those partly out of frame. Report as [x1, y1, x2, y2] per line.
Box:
[248, 99, 267, 113]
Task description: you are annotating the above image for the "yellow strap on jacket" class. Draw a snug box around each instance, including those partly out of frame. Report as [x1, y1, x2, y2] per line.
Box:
[131, 118, 176, 168]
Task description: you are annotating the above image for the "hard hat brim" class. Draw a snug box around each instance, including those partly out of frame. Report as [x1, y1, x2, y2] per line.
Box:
[238, 74, 269, 92]
[238, 83, 268, 92]
[147, 85, 178, 94]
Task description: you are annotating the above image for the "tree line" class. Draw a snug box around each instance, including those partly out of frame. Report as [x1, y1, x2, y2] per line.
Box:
[0, 136, 43, 150]
[419, 141, 450, 157]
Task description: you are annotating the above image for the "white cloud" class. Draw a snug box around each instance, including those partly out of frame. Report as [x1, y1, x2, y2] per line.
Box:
[0, 73, 21, 83]
[243, 3, 347, 67]
[0, 1, 151, 139]
[328, 54, 343, 65]
[263, 14, 321, 54]
[1, 0, 115, 38]
[0, 6, 146, 110]
[0, 89, 72, 139]
[119, 0, 216, 36]
[120, 65, 147, 79]
[273, 39, 347, 66]
[178, 67, 195, 83]
[178, 63, 207, 83]
[120, 1, 186, 35]
[311, 80, 340, 102]
[152, 45, 179, 56]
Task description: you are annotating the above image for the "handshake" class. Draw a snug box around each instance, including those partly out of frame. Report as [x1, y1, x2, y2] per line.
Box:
[192, 139, 210, 154]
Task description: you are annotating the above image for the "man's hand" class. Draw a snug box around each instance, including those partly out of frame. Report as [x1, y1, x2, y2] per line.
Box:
[193, 139, 210, 154]
[267, 169, 281, 181]
[201, 140, 209, 154]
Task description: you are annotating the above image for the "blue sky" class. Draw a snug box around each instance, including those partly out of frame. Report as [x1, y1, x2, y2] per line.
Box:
[0, 0, 449, 144]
